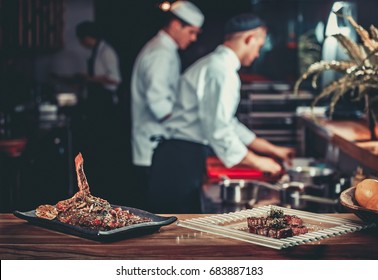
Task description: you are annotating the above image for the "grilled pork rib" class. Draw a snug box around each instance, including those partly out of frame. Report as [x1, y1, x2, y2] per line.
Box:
[36, 153, 151, 230]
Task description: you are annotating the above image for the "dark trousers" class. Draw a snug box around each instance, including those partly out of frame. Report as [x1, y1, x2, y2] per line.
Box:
[148, 139, 209, 214]
[131, 165, 150, 209]
[86, 85, 116, 121]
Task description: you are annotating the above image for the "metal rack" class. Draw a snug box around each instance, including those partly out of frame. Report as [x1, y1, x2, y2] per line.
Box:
[177, 205, 375, 250]
[238, 86, 314, 148]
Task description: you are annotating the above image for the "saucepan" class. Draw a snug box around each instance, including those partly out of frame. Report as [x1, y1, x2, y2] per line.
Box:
[219, 174, 339, 210]
[281, 164, 340, 209]
[279, 181, 338, 210]
[286, 164, 351, 198]
[286, 166, 336, 186]
[220, 176, 281, 206]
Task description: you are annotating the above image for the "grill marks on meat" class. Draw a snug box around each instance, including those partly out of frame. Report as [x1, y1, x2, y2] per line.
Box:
[291, 225, 309, 236]
[247, 213, 309, 239]
[35, 153, 152, 230]
[268, 227, 293, 239]
[284, 215, 303, 226]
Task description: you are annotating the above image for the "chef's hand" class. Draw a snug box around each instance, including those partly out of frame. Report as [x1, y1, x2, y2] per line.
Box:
[256, 156, 283, 176]
[240, 151, 283, 176]
[273, 146, 295, 167]
[246, 138, 294, 167]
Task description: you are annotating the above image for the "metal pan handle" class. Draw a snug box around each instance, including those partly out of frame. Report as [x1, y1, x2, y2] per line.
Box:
[299, 195, 338, 205]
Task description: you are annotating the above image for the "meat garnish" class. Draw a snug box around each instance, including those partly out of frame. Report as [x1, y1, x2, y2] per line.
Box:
[284, 215, 303, 226]
[35, 153, 151, 230]
[247, 208, 309, 239]
[35, 204, 58, 220]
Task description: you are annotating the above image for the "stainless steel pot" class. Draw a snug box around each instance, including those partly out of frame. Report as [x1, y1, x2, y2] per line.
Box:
[286, 166, 335, 186]
[220, 176, 280, 206]
[279, 181, 338, 210]
[220, 178, 258, 205]
[219, 177, 338, 211]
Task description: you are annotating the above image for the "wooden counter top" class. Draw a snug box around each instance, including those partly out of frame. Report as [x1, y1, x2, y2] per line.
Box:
[299, 116, 378, 142]
[298, 116, 378, 172]
[1, 213, 377, 260]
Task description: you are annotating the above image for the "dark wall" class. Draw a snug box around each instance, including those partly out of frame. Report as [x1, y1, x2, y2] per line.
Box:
[93, 0, 378, 89]
[94, 0, 252, 80]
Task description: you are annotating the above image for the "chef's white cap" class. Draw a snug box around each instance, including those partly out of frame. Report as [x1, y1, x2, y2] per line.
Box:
[170, 1, 204, 27]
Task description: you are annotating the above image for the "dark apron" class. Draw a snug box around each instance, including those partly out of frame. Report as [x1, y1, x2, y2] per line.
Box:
[86, 44, 116, 120]
[148, 139, 209, 214]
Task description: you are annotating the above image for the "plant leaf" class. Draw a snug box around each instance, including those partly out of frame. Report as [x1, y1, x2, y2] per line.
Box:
[333, 34, 365, 64]
[370, 24, 378, 41]
[311, 76, 348, 108]
[294, 61, 355, 94]
[347, 16, 378, 51]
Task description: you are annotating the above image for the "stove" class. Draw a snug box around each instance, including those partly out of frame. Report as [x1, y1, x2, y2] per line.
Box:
[202, 157, 350, 214]
[206, 156, 281, 183]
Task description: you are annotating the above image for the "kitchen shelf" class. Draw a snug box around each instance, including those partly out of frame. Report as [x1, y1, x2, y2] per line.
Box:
[0, 0, 64, 51]
[238, 88, 314, 147]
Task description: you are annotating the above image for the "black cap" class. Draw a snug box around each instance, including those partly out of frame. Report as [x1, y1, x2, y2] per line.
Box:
[224, 13, 265, 35]
[76, 21, 100, 39]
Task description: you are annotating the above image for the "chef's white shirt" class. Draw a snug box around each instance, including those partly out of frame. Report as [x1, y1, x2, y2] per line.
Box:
[165, 45, 256, 168]
[131, 30, 180, 166]
[93, 40, 122, 91]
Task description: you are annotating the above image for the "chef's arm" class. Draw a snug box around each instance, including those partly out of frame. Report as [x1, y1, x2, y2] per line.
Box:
[231, 119, 291, 172]
[50, 72, 117, 86]
[239, 149, 283, 175]
[146, 82, 173, 123]
[86, 75, 120, 86]
[247, 137, 295, 165]
[86, 46, 122, 87]
[144, 54, 176, 122]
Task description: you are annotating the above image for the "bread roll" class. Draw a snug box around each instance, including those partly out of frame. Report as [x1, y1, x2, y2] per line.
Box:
[365, 195, 378, 211]
[355, 179, 378, 211]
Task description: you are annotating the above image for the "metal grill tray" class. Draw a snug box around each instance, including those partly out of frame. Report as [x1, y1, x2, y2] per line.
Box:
[177, 205, 375, 250]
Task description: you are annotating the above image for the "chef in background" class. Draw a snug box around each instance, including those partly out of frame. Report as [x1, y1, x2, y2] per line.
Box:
[148, 13, 295, 214]
[130, 1, 204, 209]
[75, 21, 122, 117]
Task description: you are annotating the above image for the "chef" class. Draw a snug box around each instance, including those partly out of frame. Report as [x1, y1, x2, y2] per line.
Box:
[130, 1, 204, 208]
[76, 21, 122, 115]
[148, 13, 295, 214]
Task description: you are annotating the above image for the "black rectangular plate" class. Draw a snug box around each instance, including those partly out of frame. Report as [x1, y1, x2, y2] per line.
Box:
[13, 205, 177, 242]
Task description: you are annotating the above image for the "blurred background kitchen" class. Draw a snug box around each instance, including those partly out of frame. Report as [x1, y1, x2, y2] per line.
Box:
[0, 0, 377, 213]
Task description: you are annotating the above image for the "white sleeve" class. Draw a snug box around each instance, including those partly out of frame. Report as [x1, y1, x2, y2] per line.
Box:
[199, 74, 249, 168]
[231, 118, 256, 146]
[102, 47, 121, 84]
[143, 51, 178, 120]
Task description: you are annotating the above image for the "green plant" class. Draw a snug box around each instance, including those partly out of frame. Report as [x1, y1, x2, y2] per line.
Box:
[294, 15, 378, 122]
